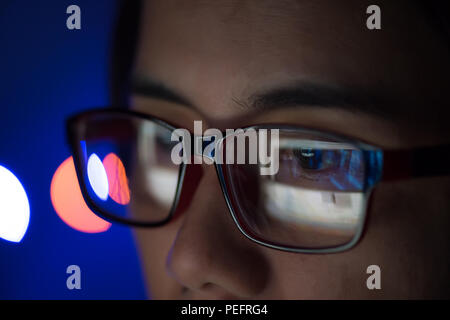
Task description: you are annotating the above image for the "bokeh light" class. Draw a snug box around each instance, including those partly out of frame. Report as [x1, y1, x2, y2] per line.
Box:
[50, 157, 111, 233]
[0, 165, 30, 243]
[87, 153, 109, 201]
[103, 153, 130, 205]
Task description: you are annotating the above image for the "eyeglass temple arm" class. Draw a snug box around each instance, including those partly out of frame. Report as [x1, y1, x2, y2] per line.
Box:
[381, 144, 450, 181]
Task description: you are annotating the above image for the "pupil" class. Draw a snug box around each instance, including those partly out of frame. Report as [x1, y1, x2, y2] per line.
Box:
[293, 148, 322, 170]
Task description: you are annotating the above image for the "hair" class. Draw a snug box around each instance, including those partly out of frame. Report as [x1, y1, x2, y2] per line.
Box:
[109, 0, 142, 107]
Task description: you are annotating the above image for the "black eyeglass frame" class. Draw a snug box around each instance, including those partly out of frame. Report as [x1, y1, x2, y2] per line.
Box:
[66, 108, 450, 254]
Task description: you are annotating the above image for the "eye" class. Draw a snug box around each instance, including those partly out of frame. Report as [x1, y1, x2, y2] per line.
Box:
[293, 148, 323, 170]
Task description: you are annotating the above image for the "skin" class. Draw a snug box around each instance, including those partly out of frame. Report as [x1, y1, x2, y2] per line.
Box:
[130, 0, 450, 299]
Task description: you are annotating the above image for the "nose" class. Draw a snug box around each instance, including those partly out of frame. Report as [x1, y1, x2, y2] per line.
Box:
[166, 162, 270, 298]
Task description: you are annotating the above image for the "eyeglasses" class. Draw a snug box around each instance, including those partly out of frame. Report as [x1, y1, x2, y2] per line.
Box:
[66, 108, 450, 253]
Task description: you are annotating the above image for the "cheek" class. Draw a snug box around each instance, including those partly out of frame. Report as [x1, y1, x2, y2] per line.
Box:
[367, 178, 450, 251]
[262, 249, 371, 299]
[357, 178, 450, 297]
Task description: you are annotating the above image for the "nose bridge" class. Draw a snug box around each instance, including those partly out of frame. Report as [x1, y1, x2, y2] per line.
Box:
[193, 134, 217, 162]
[166, 162, 270, 297]
[172, 164, 231, 241]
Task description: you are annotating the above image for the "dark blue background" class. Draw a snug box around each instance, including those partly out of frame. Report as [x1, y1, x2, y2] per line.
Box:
[0, 1, 147, 299]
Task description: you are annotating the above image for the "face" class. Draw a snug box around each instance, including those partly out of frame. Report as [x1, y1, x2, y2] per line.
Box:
[129, 0, 450, 299]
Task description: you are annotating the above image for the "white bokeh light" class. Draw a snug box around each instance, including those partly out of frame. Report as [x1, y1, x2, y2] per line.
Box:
[0, 165, 30, 243]
[87, 154, 109, 201]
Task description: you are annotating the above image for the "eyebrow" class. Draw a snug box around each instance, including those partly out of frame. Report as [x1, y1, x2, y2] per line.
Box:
[132, 75, 397, 118]
[248, 82, 397, 118]
[132, 76, 192, 107]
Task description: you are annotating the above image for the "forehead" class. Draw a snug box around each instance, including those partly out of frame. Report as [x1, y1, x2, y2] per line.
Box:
[134, 0, 450, 122]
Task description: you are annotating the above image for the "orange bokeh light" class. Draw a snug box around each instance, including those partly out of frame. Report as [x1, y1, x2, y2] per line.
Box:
[50, 156, 111, 233]
[103, 153, 130, 205]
